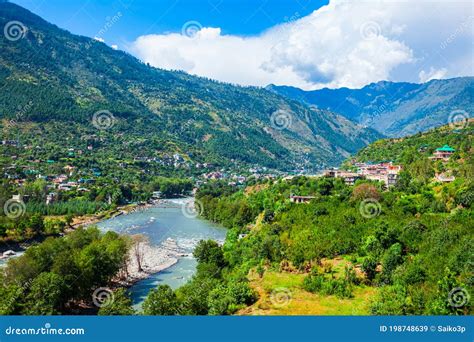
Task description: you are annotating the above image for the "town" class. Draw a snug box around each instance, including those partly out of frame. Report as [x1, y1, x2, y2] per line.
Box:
[1, 141, 457, 207]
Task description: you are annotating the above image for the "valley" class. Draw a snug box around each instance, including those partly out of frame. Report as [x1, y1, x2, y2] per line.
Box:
[0, 1, 472, 318]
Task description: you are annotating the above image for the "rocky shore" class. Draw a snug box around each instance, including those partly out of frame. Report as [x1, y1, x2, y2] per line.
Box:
[116, 238, 189, 287]
[70, 201, 160, 229]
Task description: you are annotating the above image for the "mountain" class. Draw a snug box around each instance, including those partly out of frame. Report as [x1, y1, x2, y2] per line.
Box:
[0, 2, 381, 172]
[267, 77, 473, 137]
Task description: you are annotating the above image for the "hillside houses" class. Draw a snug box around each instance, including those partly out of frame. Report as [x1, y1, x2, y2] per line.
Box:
[435, 172, 456, 183]
[429, 145, 455, 161]
[325, 169, 361, 186]
[290, 195, 316, 204]
[325, 161, 402, 187]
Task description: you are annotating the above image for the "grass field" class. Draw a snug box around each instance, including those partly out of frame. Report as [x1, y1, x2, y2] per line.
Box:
[239, 268, 377, 316]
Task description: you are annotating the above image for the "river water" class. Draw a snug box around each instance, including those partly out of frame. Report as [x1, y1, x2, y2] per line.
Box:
[95, 198, 226, 311]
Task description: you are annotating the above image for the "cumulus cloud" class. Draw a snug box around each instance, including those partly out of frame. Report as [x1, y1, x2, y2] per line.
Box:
[419, 67, 448, 82]
[130, 0, 473, 89]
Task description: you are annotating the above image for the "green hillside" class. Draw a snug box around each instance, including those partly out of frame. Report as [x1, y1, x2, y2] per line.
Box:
[353, 121, 473, 183]
[169, 123, 473, 316]
[0, 2, 381, 173]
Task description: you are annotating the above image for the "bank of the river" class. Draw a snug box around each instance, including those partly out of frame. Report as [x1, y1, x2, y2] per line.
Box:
[0, 202, 153, 266]
[95, 198, 227, 310]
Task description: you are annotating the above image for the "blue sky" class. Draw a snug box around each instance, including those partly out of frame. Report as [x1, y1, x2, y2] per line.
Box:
[12, 0, 328, 44]
[9, 0, 473, 89]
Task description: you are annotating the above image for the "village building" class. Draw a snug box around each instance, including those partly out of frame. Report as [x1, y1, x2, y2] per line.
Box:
[324, 169, 361, 185]
[46, 192, 56, 205]
[2, 140, 19, 146]
[418, 144, 429, 153]
[325, 161, 402, 187]
[151, 191, 162, 199]
[430, 145, 455, 161]
[435, 173, 455, 183]
[290, 195, 316, 204]
[64, 165, 76, 175]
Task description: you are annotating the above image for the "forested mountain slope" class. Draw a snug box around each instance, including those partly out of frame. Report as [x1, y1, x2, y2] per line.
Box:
[0, 2, 381, 171]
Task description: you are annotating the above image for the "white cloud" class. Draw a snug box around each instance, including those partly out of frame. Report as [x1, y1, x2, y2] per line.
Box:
[419, 67, 448, 82]
[130, 0, 473, 90]
[93, 36, 105, 43]
[111, 44, 118, 50]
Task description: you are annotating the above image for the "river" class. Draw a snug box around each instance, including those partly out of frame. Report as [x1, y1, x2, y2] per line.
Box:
[95, 198, 226, 311]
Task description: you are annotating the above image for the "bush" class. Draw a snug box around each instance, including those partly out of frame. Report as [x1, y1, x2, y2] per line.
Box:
[362, 257, 378, 281]
[303, 270, 353, 299]
[142, 285, 179, 315]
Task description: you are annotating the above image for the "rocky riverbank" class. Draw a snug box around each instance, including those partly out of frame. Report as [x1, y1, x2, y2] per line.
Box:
[116, 238, 189, 287]
[71, 201, 158, 229]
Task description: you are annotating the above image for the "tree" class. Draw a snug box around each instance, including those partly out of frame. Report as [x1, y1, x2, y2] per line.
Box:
[351, 183, 381, 201]
[131, 234, 148, 272]
[24, 272, 66, 315]
[65, 214, 74, 227]
[381, 243, 403, 284]
[98, 289, 135, 316]
[193, 240, 226, 269]
[208, 285, 236, 315]
[362, 257, 378, 281]
[142, 285, 179, 315]
[370, 284, 407, 315]
[428, 268, 470, 315]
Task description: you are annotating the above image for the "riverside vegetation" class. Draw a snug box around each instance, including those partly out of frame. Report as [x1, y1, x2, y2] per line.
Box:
[182, 123, 473, 315]
[0, 2, 472, 316]
[0, 125, 472, 316]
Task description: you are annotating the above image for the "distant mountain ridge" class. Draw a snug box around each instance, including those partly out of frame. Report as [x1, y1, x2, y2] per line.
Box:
[0, 2, 381, 172]
[267, 77, 473, 137]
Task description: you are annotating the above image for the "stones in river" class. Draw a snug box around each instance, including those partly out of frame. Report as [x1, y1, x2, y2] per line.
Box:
[2, 250, 16, 258]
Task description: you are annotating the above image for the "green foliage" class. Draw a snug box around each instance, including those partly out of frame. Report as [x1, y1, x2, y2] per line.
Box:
[380, 243, 403, 284]
[23, 272, 66, 315]
[98, 288, 135, 316]
[0, 227, 129, 315]
[194, 139, 473, 315]
[303, 269, 354, 299]
[142, 285, 179, 315]
[361, 257, 378, 281]
[193, 240, 226, 270]
[0, 1, 382, 179]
